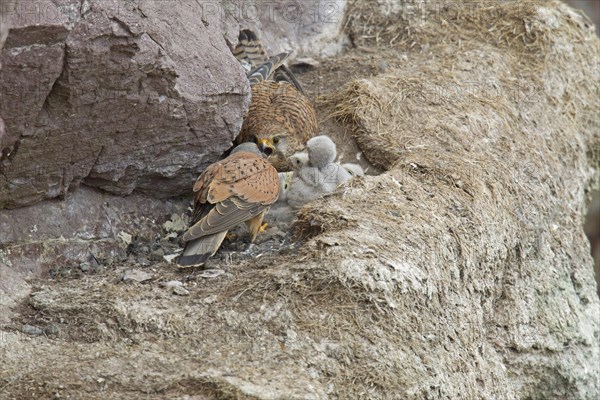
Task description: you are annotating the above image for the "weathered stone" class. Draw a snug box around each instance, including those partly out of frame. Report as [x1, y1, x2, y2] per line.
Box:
[44, 323, 60, 335]
[172, 285, 189, 296]
[0, 260, 29, 323]
[0, 0, 17, 52]
[122, 269, 153, 283]
[21, 324, 44, 336]
[0, 185, 188, 276]
[209, 0, 349, 59]
[0, 0, 18, 163]
[160, 280, 183, 288]
[0, 0, 249, 208]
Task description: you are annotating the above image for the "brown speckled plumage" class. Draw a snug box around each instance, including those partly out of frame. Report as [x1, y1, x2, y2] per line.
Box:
[234, 30, 318, 171]
[179, 149, 279, 267]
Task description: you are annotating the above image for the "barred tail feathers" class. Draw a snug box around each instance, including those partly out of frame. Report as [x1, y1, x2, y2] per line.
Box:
[233, 29, 268, 69]
[178, 231, 228, 267]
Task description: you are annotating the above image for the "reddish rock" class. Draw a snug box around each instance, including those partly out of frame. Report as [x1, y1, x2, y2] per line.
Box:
[0, 0, 17, 158]
[0, 0, 249, 208]
[0, 185, 187, 274]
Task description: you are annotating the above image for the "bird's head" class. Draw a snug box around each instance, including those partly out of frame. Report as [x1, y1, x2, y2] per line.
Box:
[306, 135, 337, 169]
[277, 171, 293, 201]
[250, 132, 293, 170]
[288, 151, 308, 170]
[254, 133, 288, 156]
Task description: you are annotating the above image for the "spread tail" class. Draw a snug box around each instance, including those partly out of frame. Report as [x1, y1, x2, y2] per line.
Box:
[233, 29, 268, 70]
[178, 231, 228, 267]
[235, 29, 306, 94]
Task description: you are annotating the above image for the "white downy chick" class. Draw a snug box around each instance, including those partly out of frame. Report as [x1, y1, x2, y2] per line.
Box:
[341, 163, 364, 178]
[289, 151, 308, 170]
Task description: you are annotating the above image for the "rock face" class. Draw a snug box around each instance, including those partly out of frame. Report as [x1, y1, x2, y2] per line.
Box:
[317, 1, 600, 398]
[0, 0, 351, 317]
[0, 0, 249, 208]
[0, 1, 599, 399]
[0, 0, 351, 211]
[227, 0, 349, 60]
[0, 0, 17, 152]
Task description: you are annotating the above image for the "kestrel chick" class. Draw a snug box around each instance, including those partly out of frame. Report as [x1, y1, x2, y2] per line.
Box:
[233, 30, 318, 171]
[289, 151, 308, 170]
[286, 170, 325, 208]
[305, 135, 350, 189]
[284, 136, 361, 208]
[179, 143, 280, 267]
[306, 135, 337, 169]
[342, 163, 365, 178]
[284, 136, 334, 207]
[277, 172, 293, 202]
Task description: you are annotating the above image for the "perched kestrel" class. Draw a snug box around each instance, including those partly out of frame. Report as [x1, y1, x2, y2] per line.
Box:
[179, 143, 280, 267]
[233, 29, 318, 171]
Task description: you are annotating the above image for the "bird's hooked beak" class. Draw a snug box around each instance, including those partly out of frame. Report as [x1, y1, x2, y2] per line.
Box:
[257, 138, 275, 157]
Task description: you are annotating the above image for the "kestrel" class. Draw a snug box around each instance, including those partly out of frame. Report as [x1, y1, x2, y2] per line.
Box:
[342, 163, 365, 178]
[178, 143, 280, 267]
[233, 29, 318, 171]
[283, 135, 364, 208]
[285, 136, 349, 208]
[289, 151, 309, 170]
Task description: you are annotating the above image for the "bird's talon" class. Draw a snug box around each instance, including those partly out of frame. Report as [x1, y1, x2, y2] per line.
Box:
[259, 223, 268, 233]
[226, 232, 237, 240]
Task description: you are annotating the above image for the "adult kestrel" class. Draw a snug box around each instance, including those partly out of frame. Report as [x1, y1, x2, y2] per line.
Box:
[233, 29, 318, 171]
[178, 143, 280, 267]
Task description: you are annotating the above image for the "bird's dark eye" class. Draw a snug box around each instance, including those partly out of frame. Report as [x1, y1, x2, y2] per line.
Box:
[273, 136, 280, 144]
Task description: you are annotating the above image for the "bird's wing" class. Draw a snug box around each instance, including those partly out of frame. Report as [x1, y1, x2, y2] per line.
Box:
[248, 52, 291, 85]
[273, 64, 306, 96]
[192, 152, 270, 198]
[182, 198, 266, 241]
[179, 231, 228, 267]
[248, 53, 306, 95]
[233, 29, 305, 94]
[183, 152, 279, 242]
